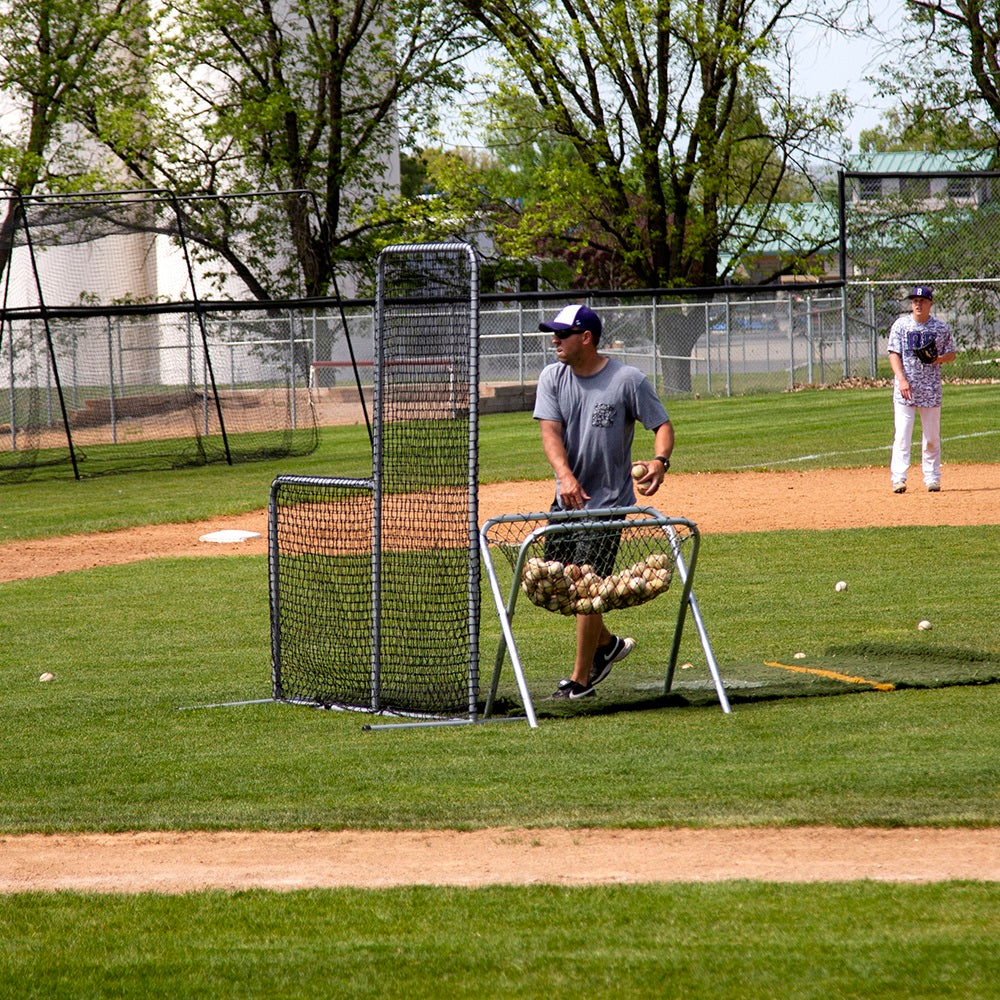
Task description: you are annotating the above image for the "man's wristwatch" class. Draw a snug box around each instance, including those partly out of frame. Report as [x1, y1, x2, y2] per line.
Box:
[654, 456, 670, 471]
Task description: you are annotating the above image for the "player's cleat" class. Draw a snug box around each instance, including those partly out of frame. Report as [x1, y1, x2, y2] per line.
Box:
[892, 481, 907, 494]
[927, 482, 941, 492]
[548, 679, 595, 700]
[591, 635, 637, 685]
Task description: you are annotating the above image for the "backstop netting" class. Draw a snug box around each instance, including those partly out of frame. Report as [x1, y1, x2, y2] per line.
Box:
[269, 242, 480, 719]
[1, 189, 318, 481]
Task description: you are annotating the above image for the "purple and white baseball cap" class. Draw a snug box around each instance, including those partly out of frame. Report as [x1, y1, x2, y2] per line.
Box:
[906, 285, 933, 300]
[539, 304, 603, 338]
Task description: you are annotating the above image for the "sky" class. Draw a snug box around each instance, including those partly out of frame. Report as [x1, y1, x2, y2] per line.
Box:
[791, 7, 906, 150]
[438, 6, 907, 157]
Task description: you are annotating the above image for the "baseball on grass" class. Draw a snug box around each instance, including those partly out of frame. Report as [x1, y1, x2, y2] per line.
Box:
[835, 580, 848, 592]
[918, 619, 932, 630]
[631, 462, 647, 480]
[39, 672, 55, 682]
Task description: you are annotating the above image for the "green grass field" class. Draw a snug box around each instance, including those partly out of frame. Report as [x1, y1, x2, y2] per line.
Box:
[1, 385, 998, 998]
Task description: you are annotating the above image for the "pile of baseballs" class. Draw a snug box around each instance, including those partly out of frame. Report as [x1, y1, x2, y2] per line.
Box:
[521, 553, 673, 615]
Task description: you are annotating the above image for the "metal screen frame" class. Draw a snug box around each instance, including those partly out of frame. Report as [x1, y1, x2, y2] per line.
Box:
[365, 242, 482, 728]
[269, 242, 502, 729]
[268, 473, 374, 705]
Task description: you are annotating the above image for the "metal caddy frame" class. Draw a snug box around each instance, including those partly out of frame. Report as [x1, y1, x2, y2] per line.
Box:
[479, 506, 732, 728]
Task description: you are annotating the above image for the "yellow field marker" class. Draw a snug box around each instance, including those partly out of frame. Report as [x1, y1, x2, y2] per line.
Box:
[763, 661, 895, 691]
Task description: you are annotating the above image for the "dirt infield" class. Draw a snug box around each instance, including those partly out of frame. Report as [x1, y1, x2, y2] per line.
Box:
[2, 463, 998, 891]
[1, 463, 997, 583]
[4, 827, 1000, 892]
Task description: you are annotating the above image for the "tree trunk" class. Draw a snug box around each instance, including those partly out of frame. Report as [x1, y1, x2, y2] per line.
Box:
[655, 307, 705, 393]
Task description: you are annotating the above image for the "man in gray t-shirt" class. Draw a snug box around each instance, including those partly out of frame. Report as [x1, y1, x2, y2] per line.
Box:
[533, 303, 674, 701]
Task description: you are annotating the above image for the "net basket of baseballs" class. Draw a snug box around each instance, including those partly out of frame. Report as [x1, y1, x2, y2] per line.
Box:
[480, 507, 699, 617]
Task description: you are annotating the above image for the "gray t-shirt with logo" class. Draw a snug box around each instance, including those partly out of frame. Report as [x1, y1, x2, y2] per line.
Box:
[533, 357, 670, 509]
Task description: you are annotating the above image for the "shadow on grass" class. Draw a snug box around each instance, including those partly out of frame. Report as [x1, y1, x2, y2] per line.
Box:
[489, 640, 1000, 720]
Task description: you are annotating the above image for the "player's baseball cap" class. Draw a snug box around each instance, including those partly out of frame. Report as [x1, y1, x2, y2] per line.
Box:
[906, 285, 933, 300]
[539, 304, 603, 338]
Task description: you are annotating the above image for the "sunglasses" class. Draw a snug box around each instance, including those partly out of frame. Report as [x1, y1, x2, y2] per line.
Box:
[551, 327, 584, 340]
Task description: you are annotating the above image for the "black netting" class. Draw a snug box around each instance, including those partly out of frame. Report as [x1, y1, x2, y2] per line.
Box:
[270, 243, 479, 718]
[1, 190, 318, 481]
[269, 478, 376, 707]
[373, 246, 478, 714]
[0, 311, 318, 480]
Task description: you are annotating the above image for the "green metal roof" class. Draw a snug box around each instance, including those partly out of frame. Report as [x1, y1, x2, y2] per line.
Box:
[724, 202, 838, 257]
[845, 149, 994, 173]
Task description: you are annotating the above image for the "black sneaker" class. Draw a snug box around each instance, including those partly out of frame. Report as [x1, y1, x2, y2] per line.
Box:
[590, 635, 637, 686]
[548, 679, 595, 700]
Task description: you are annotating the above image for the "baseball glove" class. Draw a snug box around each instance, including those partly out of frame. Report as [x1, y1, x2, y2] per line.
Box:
[914, 340, 938, 364]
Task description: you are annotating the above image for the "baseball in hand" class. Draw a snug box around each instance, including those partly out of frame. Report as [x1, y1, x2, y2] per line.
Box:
[631, 462, 647, 480]
[835, 581, 847, 592]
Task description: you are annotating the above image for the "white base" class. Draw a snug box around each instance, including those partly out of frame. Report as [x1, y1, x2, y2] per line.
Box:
[199, 529, 262, 544]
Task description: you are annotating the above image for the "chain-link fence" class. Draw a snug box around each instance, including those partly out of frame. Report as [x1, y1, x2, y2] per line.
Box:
[304, 286, 865, 398]
[477, 289, 863, 396]
[302, 169, 1000, 397]
[6, 178, 1000, 444]
[293, 274, 1000, 402]
[842, 167, 1000, 384]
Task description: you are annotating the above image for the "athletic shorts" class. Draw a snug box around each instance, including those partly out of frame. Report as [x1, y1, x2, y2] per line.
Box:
[543, 502, 621, 577]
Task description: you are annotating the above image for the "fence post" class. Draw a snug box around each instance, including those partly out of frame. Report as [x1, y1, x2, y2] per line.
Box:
[107, 316, 117, 444]
[71, 324, 79, 411]
[201, 320, 210, 435]
[704, 301, 712, 396]
[787, 293, 795, 389]
[289, 311, 297, 430]
[46, 325, 54, 426]
[651, 295, 659, 394]
[311, 308, 318, 382]
[5, 319, 13, 450]
[866, 282, 878, 376]
[841, 286, 849, 379]
[518, 299, 525, 387]
[227, 315, 235, 391]
[805, 295, 814, 384]
[724, 294, 732, 397]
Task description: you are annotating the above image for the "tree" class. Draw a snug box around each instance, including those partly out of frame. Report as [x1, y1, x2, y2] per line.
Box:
[858, 110, 993, 154]
[858, 3, 1000, 349]
[452, 0, 850, 291]
[2, 0, 483, 299]
[407, 101, 590, 290]
[869, 1, 1000, 153]
[0, 0, 151, 279]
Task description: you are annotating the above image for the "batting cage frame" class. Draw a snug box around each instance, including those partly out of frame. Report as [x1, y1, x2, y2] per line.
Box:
[268, 242, 507, 728]
[480, 506, 732, 725]
[1, 187, 323, 482]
